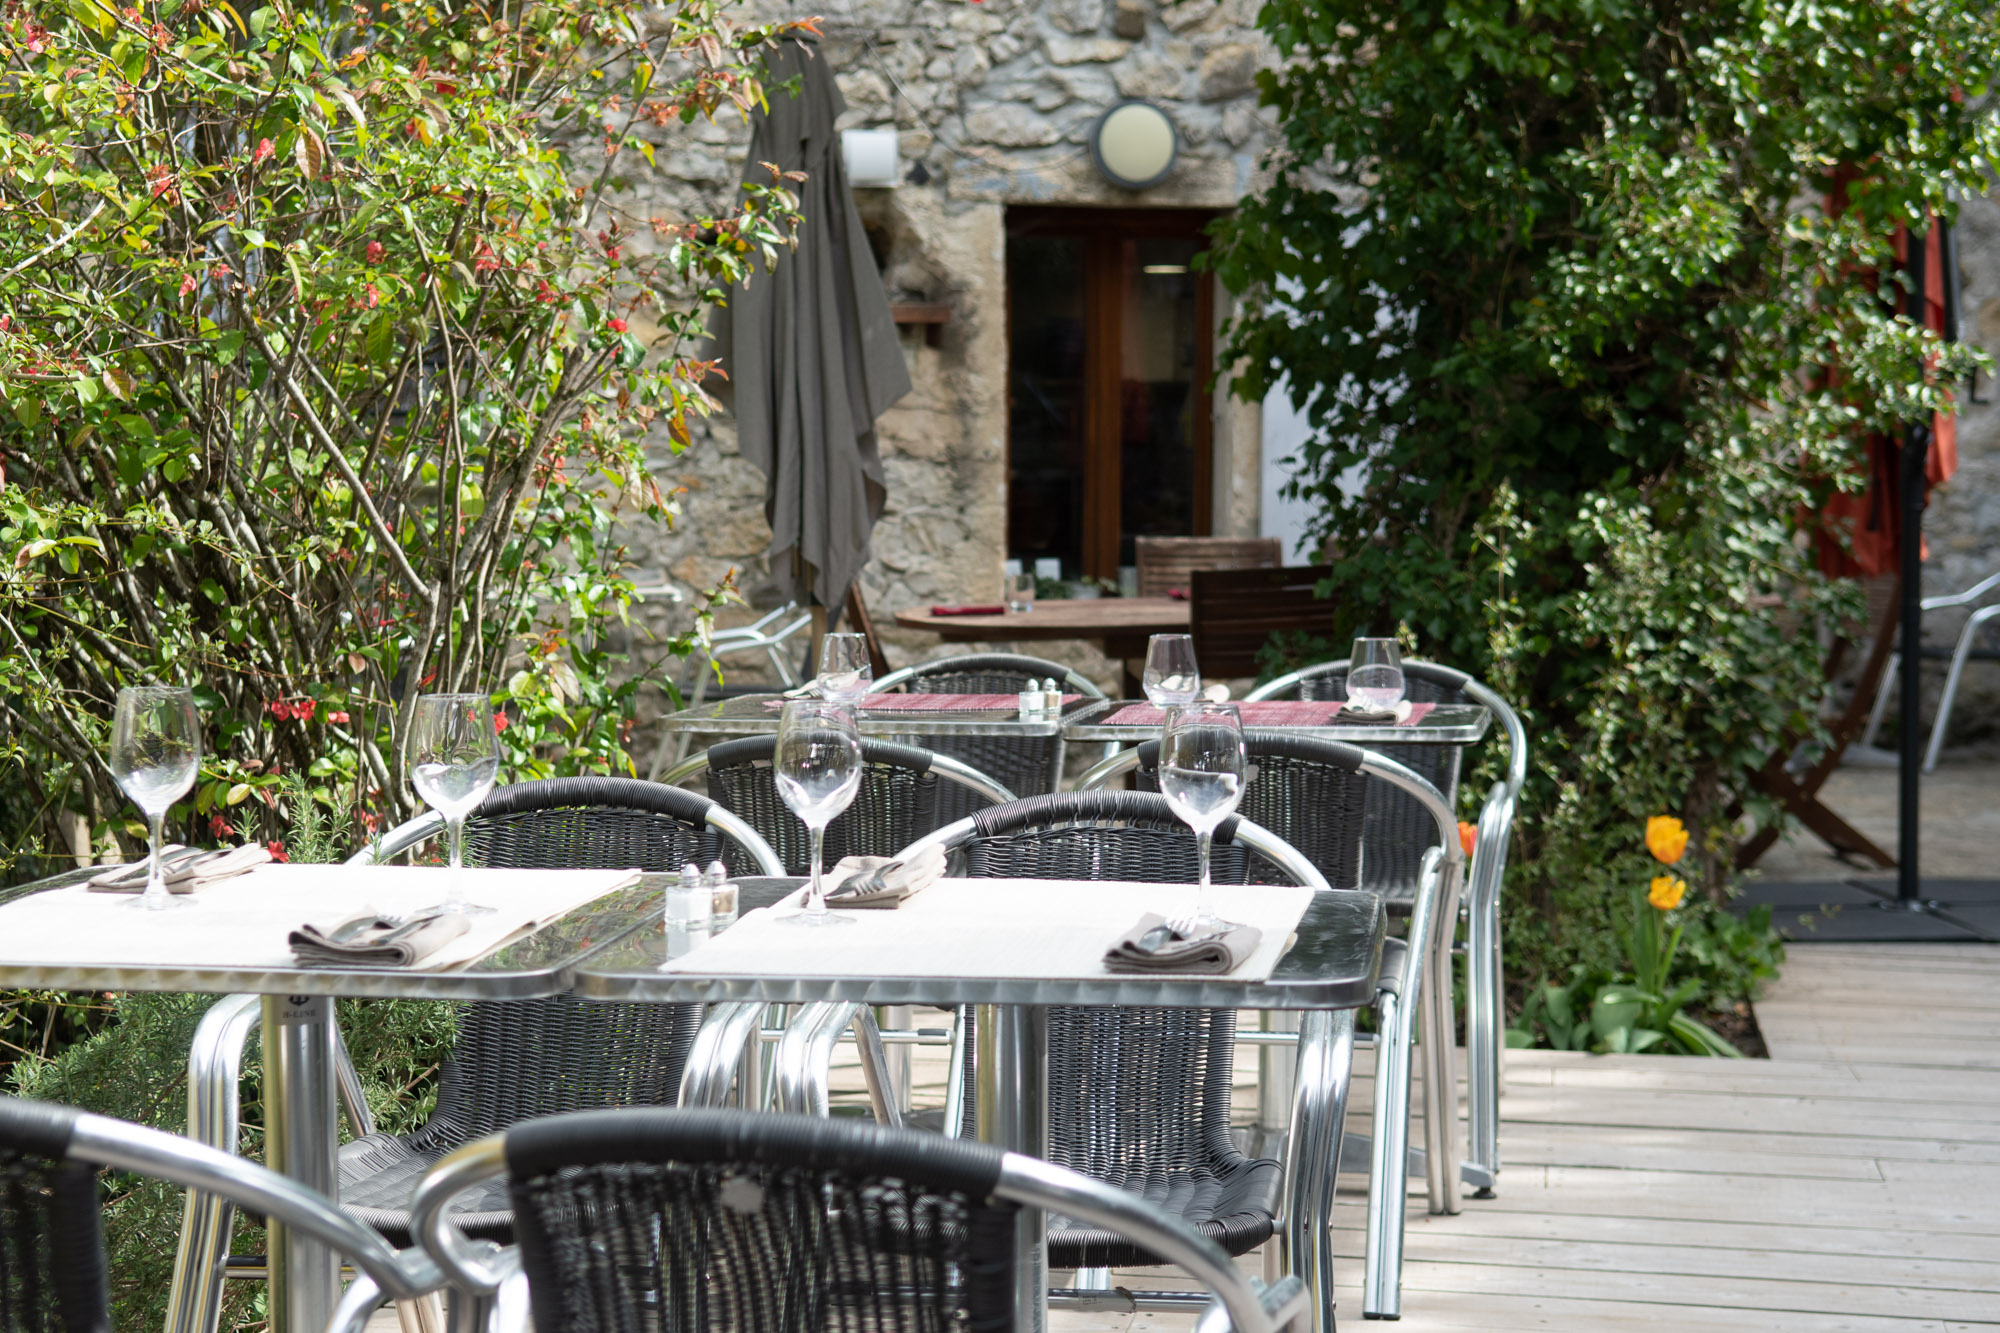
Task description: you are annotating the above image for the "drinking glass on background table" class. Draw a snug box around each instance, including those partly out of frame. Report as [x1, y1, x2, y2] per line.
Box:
[818, 632, 872, 705]
[408, 693, 502, 915]
[1159, 701, 1247, 930]
[774, 700, 862, 927]
[1143, 633, 1202, 708]
[1348, 638, 1406, 711]
[110, 685, 202, 912]
[1006, 571, 1036, 614]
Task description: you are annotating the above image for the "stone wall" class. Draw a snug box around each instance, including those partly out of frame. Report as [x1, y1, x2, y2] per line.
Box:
[610, 0, 1283, 724]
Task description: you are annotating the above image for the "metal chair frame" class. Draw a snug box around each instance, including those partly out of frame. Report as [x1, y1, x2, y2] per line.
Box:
[1860, 567, 2000, 771]
[8, 1097, 445, 1333]
[872, 652, 1110, 701]
[166, 781, 787, 1333]
[1245, 659, 1525, 1204]
[409, 1108, 1311, 1333]
[650, 600, 814, 778]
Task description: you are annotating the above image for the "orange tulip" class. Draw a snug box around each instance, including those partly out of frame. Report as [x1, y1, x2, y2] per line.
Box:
[1648, 876, 1687, 911]
[1645, 815, 1688, 865]
[1458, 821, 1477, 858]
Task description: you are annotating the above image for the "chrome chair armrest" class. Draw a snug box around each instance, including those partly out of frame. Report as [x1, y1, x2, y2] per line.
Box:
[1195, 1276, 1310, 1333]
[411, 1137, 516, 1296]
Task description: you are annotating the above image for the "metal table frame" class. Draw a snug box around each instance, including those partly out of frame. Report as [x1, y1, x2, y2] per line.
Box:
[0, 869, 668, 1333]
[572, 885, 1386, 1333]
[655, 691, 1098, 741]
[1059, 699, 1492, 747]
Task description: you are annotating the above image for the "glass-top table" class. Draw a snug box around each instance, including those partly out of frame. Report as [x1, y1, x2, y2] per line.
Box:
[1061, 699, 1491, 746]
[655, 691, 1098, 738]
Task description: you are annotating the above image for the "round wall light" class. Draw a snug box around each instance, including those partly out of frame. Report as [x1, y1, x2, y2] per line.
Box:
[1090, 100, 1178, 190]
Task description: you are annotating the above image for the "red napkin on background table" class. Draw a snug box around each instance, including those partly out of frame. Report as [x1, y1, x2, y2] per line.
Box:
[930, 604, 1006, 616]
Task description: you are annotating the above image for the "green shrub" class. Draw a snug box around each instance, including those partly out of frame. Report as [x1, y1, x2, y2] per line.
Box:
[1209, 0, 1997, 996]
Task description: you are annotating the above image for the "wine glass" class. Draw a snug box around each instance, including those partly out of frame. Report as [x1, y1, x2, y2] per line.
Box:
[1143, 633, 1201, 708]
[774, 701, 862, 927]
[817, 632, 872, 705]
[1348, 638, 1406, 711]
[109, 685, 201, 912]
[1158, 701, 1247, 930]
[407, 693, 502, 915]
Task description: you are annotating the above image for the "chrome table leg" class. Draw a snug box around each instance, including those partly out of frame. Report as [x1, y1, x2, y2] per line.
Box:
[262, 993, 339, 1333]
[978, 1004, 1047, 1333]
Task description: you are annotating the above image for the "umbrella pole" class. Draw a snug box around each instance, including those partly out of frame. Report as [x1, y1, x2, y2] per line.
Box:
[1892, 225, 1930, 910]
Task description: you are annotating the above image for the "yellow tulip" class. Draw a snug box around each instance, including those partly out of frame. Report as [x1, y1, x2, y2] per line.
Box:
[1646, 815, 1689, 865]
[1648, 876, 1687, 911]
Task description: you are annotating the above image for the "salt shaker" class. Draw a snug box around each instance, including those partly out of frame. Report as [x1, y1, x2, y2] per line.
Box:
[704, 859, 739, 929]
[1019, 683, 1041, 719]
[667, 862, 712, 927]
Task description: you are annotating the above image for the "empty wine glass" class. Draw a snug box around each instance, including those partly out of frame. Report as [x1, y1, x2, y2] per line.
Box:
[817, 632, 872, 705]
[1158, 701, 1247, 930]
[1143, 633, 1201, 708]
[774, 700, 862, 927]
[110, 685, 201, 912]
[408, 693, 502, 915]
[1348, 638, 1406, 712]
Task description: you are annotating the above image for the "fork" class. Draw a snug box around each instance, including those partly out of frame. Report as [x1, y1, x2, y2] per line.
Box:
[1138, 911, 1210, 952]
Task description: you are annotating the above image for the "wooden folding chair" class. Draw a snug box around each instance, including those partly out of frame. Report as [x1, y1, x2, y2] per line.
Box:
[1136, 535, 1281, 598]
[1189, 564, 1337, 678]
[1731, 576, 1899, 870]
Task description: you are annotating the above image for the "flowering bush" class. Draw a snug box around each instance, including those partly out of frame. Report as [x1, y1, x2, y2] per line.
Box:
[0, 0, 816, 868]
[1510, 816, 1751, 1056]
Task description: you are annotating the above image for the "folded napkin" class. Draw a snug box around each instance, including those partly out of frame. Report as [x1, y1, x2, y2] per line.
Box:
[930, 604, 1006, 616]
[290, 908, 470, 969]
[88, 843, 273, 895]
[1104, 913, 1262, 975]
[1332, 700, 1412, 724]
[824, 846, 947, 908]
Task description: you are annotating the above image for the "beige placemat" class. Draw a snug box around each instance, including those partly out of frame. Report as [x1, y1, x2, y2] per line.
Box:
[659, 879, 1314, 982]
[0, 865, 640, 972]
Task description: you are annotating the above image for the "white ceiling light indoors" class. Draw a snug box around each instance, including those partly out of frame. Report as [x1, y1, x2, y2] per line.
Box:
[1090, 101, 1178, 191]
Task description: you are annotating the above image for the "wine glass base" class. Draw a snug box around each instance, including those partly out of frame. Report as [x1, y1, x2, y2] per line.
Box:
[426, 902, 497, 917]
[777, 910, 855, 927]
[128, 893, 194, 912]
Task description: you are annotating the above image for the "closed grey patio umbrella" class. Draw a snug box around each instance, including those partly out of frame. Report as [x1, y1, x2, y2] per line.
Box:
[706, 37, 911, 613]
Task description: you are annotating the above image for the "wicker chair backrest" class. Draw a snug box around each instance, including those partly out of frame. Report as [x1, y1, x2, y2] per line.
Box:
[951, 792, 1287, 1179]
[1132, 733, 1368, 889]
[411, 778, 717, 1153]
[0, 1100, 107, 1333]
[703, 737, 943, 876]
[1260, 666, 1465, 897]
[882, 654, 1081, 818]
[504, 1110, 1018, 1333]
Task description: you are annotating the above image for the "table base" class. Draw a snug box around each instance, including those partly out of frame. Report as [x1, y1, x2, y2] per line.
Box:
[976, 1005, 1047, 1333]
[264, 993, 339, 1333]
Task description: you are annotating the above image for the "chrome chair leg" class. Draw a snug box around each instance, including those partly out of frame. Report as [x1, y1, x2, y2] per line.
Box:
[1281, 1008, 1353, 1333]
[677, 1002, 765, 1108]
[1862, 652, 1899, 750]
[942, 1005, 970, 1138]
[1926, 603, 2000, 772]
[1362, 989, 1412, 1321]
[774, 1002, 902, 1125]
[167, 995, 263, 1333]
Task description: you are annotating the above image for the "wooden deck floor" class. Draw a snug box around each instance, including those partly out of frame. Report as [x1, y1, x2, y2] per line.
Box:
[1027, 942, 2000, 1330]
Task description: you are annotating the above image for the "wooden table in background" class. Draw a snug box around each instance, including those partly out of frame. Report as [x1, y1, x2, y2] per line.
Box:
[894, 598, 1189, 693]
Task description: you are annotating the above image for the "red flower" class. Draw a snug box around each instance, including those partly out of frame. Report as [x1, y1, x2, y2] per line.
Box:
[363, 283, 380, 309]
[146, 164, 176, 201]
[268, 700, 293, 721]
[493, 712, 510, 734]
[328, 709, 350, 724]
[266, 839, 289, 863]
[293, 698, 317, 722]
[607, 317, 628, 333]
[209, 814, 235, 839]
[178, 273, 197, 298]
[1458, 821, 1477, 858]
[474, 242, 501, 273]
[253, 138, 274, 165]
[365, 240, 384, 264]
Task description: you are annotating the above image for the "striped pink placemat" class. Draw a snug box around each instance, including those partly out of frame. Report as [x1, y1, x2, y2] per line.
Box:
[860, 692, 1081, 712]
[1100, 701, 1438, 727]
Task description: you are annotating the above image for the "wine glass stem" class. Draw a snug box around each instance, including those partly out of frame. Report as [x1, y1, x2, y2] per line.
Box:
[143, 812, 169, 908]
[806, 825, 827, 919]
[447, 813, 466, 910]
[1197, 828, 1213, 914]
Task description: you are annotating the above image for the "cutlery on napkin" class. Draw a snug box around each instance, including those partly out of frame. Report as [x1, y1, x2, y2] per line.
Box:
[88, 843, 273, 894]
[824, 845, 947, 908]
[1104, 912, 1262, 975]
[1332, 700, 1412, 724]
[290, 907, 470, 969]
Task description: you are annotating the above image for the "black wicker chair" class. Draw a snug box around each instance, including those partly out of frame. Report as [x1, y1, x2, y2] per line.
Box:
[411, 1108, 1307, 1333]
[781, 791, 1330, 1290]
[167, 779, 785, 1332]
[1, 1096, 442, 1333]
[872, 653, 1107, 820]
[1245, 658, 1529, 1204]
[662, 736, 1015, 875]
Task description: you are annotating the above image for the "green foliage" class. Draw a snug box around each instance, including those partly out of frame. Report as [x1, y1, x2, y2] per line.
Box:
[0, 0, 816, 873]
[1209, 0, 1998, 990]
